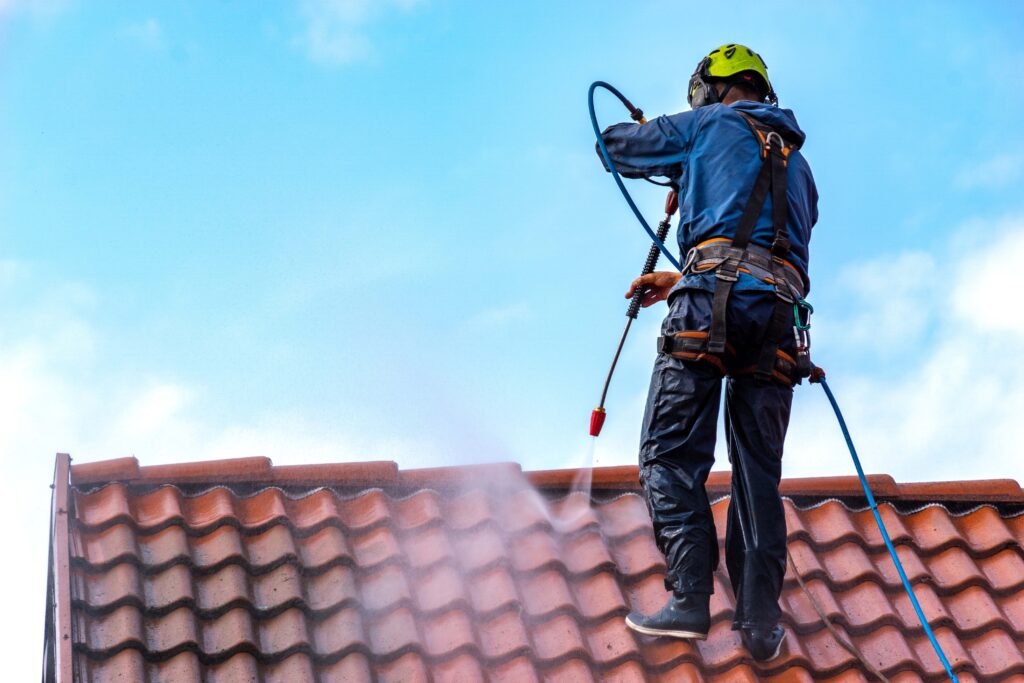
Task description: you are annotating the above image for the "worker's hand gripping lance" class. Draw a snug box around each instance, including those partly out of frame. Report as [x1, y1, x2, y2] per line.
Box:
[590, 189, 679, 436]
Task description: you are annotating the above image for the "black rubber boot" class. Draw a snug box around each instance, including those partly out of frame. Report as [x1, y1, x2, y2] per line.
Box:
[740, 624, 786, 662]
[624, 593, 710, 640]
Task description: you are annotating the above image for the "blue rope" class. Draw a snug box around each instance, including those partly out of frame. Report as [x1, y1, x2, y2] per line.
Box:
[588, 81, 681, 271]
[818, 378, 959, 682]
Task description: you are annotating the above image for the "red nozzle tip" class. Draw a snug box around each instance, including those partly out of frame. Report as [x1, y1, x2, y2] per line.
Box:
[665, 190, 679, 215]
[589, 407, 606, 437]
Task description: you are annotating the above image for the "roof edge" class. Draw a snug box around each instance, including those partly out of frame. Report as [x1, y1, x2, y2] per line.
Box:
[43, 453, 73, 683]
[67, 455, 1024, 503]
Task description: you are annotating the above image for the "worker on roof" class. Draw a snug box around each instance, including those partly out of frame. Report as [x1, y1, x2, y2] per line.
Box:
[596, 44, 818, 662]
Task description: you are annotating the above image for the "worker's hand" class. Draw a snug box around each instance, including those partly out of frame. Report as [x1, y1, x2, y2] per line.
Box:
[625, 271, 682, 307]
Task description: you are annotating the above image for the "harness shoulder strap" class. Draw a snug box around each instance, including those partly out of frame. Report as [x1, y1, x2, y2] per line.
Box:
[736, 112, 792, 255]
[706, 113, 794, 359]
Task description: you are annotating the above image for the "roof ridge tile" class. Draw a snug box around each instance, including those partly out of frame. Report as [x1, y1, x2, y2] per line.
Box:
[69, 455, 1024, 502]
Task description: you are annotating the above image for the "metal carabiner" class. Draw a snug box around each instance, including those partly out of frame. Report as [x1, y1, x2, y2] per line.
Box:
[681, 246, 699, 274]
[793, 299, 813, 331]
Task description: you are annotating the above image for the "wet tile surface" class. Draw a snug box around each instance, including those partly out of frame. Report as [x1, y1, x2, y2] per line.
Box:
[66, 460, 1024, 681]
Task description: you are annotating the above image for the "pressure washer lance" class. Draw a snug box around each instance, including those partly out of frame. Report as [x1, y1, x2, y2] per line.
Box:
[590, 189, 678, 437]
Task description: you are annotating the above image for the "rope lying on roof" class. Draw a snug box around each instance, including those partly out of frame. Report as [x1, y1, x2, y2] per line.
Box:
[786, 549, 890, 682]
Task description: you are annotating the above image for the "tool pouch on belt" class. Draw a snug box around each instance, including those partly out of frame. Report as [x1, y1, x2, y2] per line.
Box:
[657, 113, 813, 386]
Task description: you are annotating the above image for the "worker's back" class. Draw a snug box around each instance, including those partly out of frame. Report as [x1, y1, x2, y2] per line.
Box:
[679, 101, 816, 285]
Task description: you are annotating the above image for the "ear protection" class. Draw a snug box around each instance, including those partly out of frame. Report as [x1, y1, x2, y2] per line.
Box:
[687, 58, 719, 109]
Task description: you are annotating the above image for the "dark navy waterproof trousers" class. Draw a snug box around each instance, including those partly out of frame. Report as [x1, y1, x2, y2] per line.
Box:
[639, 284, 794, 630]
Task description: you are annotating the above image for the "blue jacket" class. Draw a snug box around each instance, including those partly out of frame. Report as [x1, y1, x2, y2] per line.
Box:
[600, 101, 817, 293]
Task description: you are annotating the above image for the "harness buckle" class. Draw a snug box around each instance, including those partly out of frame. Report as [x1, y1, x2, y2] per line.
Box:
[715, 264, 740, 283]
[774, 284, 795, 304]
[715, 248, 744, 283]
[765, 130, 785, 154]
[771, 235, 791, 256]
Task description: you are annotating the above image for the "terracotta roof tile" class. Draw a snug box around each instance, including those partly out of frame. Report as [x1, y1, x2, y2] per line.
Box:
[453, 523, 506, 572]
[601, 659, 648, 682]
[488, 655, 541, 682]
[963, 628, 1024, 678]
[299, 655, 378, 683]
[585, 616, 642, 666]
[530, 612, 588, 662]
[509, 528, 562, 573]
[53, 455, 1024, 681]
[478, 608, 531, 660]
[596, 493, 653, 538]
[521, 569, 575, 618]
[376, 652, 430, 683]
[975, 547, 1024, 592]
[402, 522, 455, 569]
[421, 608, 475, 657]
[781, 576, 843, 630]
[573, 571, 628, 620]
[563, 529, 616, 575]
[548, 657, 600, 681]
[412, 562, 467, 613]
[609, 527, 667, 578]
[311, 605, 363, 653]
[393, 489, 444, 530]
[432, 653, 487, 683]
[367, 605, 420, 655]
[467, 565, 519, 614]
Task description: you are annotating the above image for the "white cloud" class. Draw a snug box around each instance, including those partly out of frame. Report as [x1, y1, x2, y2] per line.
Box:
[824, 250, 939, 354]
[294, 0, 425, 66]
[950, 217, 1024, 336]
[954, 151, 1024, 190]
[113, 382, 193, 440]
[122, 17, 165, 51]
[785, 215, 1024, 483]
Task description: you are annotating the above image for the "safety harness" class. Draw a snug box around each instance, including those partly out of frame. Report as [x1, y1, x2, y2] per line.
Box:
[657, 113, 814, 385]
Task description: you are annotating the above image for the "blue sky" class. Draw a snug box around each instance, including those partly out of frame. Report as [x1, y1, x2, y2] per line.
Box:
[3, 0, 1024, 673]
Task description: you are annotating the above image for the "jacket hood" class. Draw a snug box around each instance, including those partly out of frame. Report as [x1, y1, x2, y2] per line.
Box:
[729, 101, 806, 149]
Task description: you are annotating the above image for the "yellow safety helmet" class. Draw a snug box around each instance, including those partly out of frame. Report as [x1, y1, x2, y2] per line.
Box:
[688, 44, 777, 108]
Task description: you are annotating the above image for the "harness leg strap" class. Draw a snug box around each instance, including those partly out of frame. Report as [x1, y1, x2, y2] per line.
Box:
[756, 299, 794, 382]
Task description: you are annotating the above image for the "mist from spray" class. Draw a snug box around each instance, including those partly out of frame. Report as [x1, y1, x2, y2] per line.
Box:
[512, 435, 601, 535]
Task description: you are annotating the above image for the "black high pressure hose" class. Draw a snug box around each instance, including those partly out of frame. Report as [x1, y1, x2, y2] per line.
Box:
[588, 81, 681, 271]
[588, 82, 679, 436]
